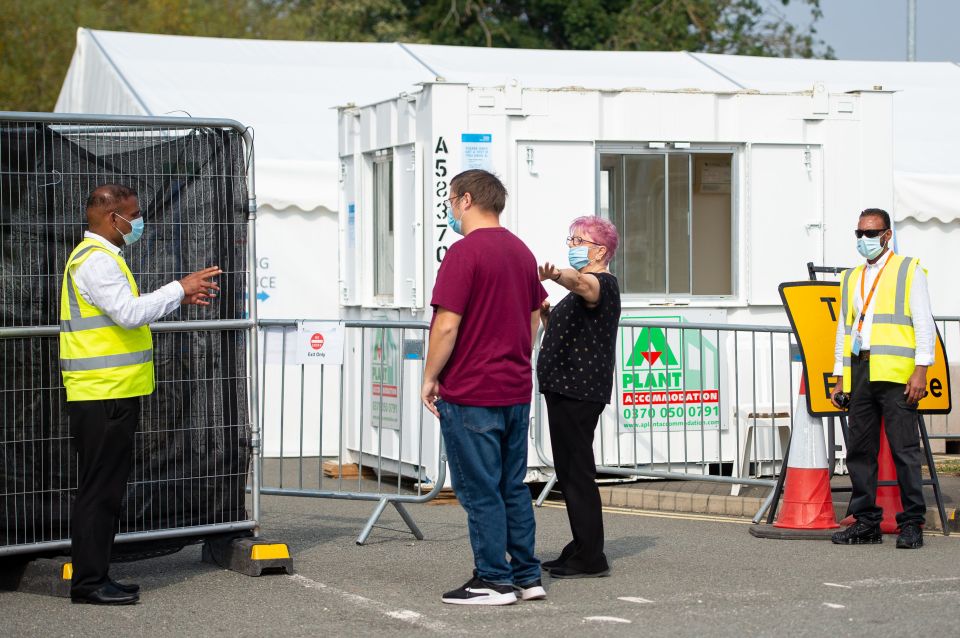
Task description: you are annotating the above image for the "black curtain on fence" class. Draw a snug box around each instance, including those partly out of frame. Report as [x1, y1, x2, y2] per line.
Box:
[0, 121, 251, 547]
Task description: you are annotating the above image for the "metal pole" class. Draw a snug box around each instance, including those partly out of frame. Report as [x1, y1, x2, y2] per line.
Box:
[907, 0, 917, 61]
[918, 414, 950, 535]
[243, 128, 262, 537]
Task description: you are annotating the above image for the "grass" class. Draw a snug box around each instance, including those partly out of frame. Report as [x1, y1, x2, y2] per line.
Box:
[934, 459, 960, 476]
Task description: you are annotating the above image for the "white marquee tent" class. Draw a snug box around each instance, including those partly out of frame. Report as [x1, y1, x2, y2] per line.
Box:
[56, 29, 960, 318]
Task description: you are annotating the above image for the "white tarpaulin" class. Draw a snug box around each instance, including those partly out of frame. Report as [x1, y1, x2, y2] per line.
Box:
[402, 44, 741, 92]
[894, 172, 960, 224]
[56, 29, 960, 223]
[55, 29, 437, 214]
[691, 54, 960, 223]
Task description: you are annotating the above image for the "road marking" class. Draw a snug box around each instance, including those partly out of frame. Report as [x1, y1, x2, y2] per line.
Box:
[823, 583, 853, 589]
[822, 603, 846, 609]
[850, 576, 960, 588]
[618, 596, 654, 604]
[585, 616, 632, 624]
[540, 501, 752, 525]
[386, 610, 423, 621]
[288, 574, 449, 633]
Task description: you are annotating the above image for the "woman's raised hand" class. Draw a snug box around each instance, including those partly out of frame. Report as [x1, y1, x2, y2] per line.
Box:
[538, 262, 560, 282]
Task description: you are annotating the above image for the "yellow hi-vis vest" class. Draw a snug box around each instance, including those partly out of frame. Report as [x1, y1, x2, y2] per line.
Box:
[840, 252, 920, 392]
[59, 238, 155, 401]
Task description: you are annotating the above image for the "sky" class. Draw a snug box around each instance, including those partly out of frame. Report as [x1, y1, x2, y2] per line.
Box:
[780, 0, 960, 61]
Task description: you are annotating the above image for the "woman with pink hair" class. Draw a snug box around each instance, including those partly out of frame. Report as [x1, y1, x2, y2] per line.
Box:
[536, 215, 621, 579]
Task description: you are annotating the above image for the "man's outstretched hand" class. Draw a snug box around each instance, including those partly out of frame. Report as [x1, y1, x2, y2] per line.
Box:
[179, 266, 222, 306]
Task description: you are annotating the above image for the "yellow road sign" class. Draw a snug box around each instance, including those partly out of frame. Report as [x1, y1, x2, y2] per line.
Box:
[779, 281, 951, 416]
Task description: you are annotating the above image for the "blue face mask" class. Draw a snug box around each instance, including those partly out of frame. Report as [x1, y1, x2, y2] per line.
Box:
[856, 235, 884, 260]
[115, 213, 144, 245]
[568, 246, 590, 270]
[446, 205, 465, 236]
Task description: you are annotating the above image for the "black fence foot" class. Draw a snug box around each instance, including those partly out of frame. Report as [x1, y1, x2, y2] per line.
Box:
[202, 537, 293, 576]
[749, 524, 837, 540]
[0, 557, 72, 598]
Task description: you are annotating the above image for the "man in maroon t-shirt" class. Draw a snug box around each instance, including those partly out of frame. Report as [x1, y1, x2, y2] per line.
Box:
[421, 170, 547, 606]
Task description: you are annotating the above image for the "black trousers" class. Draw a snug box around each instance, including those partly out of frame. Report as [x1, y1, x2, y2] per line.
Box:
[846, 355, 925, 526]
[544, 392, 608, 572]
[69, 397, 139, 596]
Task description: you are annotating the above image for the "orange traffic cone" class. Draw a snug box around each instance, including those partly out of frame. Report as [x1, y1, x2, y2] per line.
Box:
[774, 377, 840, 529]
[840, 420, 903, 533]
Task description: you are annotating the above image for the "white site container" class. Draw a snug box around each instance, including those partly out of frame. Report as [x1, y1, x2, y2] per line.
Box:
[337, 82, 894, 485]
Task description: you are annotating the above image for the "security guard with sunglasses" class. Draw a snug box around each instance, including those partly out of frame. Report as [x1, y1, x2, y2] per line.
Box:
[829, 208, 935, 549]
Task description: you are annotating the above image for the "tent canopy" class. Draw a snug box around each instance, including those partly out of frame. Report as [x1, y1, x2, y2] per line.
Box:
[56, 30, 436, 213]
[56, 29, 960, 221]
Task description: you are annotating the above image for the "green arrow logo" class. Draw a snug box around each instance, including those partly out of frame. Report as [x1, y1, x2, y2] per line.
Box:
[626, 327, 679, 368]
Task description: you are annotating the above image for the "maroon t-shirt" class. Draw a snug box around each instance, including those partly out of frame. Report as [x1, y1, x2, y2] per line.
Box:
[431, 227, 547, 406]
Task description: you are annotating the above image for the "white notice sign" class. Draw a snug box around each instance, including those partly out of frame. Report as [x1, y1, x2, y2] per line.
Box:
[296, 321, 345, 365]
[461, 133, 493, 172]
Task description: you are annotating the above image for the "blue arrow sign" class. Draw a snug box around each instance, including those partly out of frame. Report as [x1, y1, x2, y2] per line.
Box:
[256, 291, 270, 302]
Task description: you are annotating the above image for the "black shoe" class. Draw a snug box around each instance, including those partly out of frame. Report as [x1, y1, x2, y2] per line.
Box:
[514, 578, 546, 601]
[541, 558, 565, 572]
[441, 576, 517, 605]
[831, 520, 882, 545]
[896, 523, 924, 549]
[548, 565, 611, 579]
[71, 583, 139, 605]
[111, 580, 140, 594]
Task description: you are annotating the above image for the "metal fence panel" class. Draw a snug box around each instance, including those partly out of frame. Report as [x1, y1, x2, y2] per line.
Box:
[533, 316, 956, 520]
[532, 320, 795, 520]
[0, 113, 258, 556]
[256, 319, 445, 545]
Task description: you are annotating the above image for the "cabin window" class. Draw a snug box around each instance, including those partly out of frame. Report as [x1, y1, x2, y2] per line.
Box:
[372, 150, 394, 298]
[599, 150, 734, 297]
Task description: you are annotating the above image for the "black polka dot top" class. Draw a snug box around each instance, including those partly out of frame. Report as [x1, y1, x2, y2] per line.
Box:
[536, 273, 620, 404]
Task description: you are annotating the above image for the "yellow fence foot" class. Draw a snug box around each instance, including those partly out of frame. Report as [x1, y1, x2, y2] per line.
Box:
[201, 536, 293, 576]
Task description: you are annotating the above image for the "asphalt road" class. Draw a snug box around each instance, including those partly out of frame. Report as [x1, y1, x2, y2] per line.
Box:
[1, 494, 958, 637]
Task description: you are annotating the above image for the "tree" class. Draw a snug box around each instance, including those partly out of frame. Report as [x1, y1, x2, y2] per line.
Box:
[0, 0, 281, 112]
[0, 0, 832, 112]
[402, 1, 833, 57]
[264, 0, 414, 42]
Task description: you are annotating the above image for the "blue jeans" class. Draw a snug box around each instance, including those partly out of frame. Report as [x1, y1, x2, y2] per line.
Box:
[437, 400, 540, 585]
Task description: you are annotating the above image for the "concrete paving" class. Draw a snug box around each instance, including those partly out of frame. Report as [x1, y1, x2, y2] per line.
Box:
[593, 471, 960, 531]
[259, 455, 960, 530]
[2, 491, 959, 637]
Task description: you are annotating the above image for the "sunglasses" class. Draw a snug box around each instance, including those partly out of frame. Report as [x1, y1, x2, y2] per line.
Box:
[854, 228, 889, 239]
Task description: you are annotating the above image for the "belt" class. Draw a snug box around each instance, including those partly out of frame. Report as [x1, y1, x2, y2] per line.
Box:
[855, 350, 870, 361]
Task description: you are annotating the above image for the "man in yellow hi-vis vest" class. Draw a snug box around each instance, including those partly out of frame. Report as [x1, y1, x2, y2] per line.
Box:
[829, 208, 935, 550]
[61, 184, 221, 605]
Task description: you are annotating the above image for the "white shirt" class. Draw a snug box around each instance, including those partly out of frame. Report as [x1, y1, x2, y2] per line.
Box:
[71, 231, 184, 329]
[832, 249, 936, 376]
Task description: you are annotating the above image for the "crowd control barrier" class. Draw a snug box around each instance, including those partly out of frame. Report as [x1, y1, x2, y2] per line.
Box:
[533, 319, 805, 522]
[253, 312, 952, 537]
[533, 315, 957, 522]
[256, 319, 445, 545]
[0, 112, 261, 557]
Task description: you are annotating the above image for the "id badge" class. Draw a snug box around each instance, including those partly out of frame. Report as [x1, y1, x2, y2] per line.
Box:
[851, 332, 862, 356]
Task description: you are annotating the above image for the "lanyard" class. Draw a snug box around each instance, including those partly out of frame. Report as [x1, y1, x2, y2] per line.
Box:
[857, 254, 892, 333]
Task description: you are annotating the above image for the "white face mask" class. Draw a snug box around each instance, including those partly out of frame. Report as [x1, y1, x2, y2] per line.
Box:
[447, 205, 466, 236]
[568, 246, 590, 270]
[114, 213, 144, 245]
[856, 234, 885, 260]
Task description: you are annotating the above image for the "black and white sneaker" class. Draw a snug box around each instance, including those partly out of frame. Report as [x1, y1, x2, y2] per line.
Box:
[514, 578, 546, 601]
[441, 576, 518, 606]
